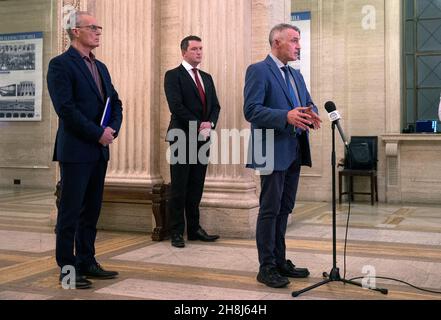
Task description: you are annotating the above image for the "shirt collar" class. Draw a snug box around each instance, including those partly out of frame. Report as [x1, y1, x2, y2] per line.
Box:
[182, 60, 200, 72]
[269, 53, 287, 69]
[83, 51, 96, 62]
[73, 46, 96, 61]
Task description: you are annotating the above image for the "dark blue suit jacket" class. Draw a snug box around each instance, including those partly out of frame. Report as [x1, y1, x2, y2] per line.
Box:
[244, 55, 317, 171]
[47, 46, 123, 163]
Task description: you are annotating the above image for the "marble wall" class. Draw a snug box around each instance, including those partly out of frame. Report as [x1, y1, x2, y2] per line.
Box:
[3, 0, 440, 236]
[0, 0, 58, 189]
[290, 0, 393, 202]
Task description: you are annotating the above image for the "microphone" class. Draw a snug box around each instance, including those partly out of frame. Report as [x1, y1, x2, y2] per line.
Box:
[324, 101, 348, 147]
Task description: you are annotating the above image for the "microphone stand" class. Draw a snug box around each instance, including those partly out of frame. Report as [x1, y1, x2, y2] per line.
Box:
[291, 122, 388, 298]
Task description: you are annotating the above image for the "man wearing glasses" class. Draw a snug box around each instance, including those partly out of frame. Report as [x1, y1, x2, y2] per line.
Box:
[47, 11, 123, 289]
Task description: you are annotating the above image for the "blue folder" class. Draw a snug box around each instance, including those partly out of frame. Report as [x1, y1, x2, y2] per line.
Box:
[100, 97, 111, 127]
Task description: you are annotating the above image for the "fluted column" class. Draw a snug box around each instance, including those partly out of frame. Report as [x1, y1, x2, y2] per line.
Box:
[159, 0, 256, 237]
[199, 0, 258, 238]
[159, 0, 292, 237]
[203, 0, 292, 237]
[94, 0, 163, 188]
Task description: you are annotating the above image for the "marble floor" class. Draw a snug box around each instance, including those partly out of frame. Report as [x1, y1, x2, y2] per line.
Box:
[0, 188, 441, 300]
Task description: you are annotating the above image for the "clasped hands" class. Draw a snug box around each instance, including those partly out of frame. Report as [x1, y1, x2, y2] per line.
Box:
[99, 127, 116, 146]
[287, 106, 322, 131]
[198, 121, 212, 140]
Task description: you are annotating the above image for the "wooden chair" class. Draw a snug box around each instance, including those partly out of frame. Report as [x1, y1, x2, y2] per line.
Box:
[338, 136, 378, 205]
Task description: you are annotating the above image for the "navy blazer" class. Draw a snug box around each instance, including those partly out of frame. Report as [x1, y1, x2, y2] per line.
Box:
[164, 64, 221, 142]
[47, 46, 123, 163]
[244, 55, 317, 171]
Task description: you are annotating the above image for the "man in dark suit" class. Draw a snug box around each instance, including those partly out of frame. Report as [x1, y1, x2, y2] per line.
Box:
[244, 24, 321, 288]
[47, 11, 123, 289]
[164, 36, 221, 248]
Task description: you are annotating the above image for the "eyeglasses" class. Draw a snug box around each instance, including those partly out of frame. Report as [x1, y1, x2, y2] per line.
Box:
[75, 25, 103, 32]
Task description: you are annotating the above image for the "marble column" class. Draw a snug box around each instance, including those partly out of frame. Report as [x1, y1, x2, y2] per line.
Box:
[159, 0, 294, 238]
[94, 0, 163, 188]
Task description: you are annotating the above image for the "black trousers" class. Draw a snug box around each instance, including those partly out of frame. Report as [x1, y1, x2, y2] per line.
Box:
[169, 162, 208, 236]
[56, 161, 107, 271]
[256, 155, 301, 268]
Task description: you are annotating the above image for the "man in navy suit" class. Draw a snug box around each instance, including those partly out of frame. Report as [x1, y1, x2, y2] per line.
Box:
[244, 24, 321, 288]
[164, 36, 221, 248]
[47, 11, 123, 289]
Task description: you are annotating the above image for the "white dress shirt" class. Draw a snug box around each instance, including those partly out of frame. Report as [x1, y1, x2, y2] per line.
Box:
[182, 60, 206, 92]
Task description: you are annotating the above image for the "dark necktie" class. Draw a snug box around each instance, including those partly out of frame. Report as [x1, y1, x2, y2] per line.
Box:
[192, 68, 207, 118]
[281, 66, 302, 135]
[281, 66, 300, 108]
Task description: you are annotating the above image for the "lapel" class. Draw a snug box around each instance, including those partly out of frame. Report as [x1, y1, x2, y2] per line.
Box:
[179, 64, 201, 101]
[67, 46, 104, 103]
[265, 55, 292, 106]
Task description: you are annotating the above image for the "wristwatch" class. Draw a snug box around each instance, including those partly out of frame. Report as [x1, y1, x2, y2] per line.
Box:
[211, 122, 215, 129]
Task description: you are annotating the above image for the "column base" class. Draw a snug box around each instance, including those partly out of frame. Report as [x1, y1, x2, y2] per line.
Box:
[198, 179, 260, 239]
[199, 205, 259, 239]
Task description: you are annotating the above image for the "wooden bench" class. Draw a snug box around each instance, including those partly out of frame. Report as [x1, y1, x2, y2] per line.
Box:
[54, 181, 171, 241]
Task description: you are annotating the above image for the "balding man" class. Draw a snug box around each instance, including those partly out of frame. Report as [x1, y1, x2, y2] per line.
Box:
[244, 24, 321, 288]
[47, 11, 123, 289]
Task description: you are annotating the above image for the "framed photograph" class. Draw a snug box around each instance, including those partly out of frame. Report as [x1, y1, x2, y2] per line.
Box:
[0, 32, 43, 121]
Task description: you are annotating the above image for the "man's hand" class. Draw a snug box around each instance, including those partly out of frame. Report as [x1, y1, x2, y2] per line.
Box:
[198, 122, 212, 140]
[304, 107, 322, 130]
[99, 127, 116, 146]
[199, 121, 212, 132]
[287, 107, 313, 131]
[199, 128, 211, 141]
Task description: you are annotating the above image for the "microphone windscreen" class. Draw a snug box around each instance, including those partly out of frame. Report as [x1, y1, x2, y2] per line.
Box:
[325, 101, 336, 113]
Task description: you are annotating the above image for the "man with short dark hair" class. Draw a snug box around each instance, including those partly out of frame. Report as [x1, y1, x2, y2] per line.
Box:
[164, 35, 221, 248]
[244, 23, 321, 288]
[47, 11, 123, 289]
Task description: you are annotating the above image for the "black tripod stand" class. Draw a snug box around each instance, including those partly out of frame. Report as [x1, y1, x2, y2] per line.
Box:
[292, 122, 388, 298]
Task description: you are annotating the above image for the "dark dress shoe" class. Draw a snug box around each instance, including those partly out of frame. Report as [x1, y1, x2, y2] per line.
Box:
[187, 228, 219, 242]
[277, 260, 310, 278]
[171, 233, 185, 248]
[81, 263, 119, 279]
[59, 273, 92, 289]
[257, 265, 290, 288]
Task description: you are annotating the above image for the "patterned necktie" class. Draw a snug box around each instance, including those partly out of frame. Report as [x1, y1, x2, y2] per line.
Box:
[281, 66, 303, 135]
[192, 68, 207, 118]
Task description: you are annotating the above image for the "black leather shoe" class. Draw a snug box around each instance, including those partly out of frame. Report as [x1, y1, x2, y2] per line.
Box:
[257, 265, 290, 288]
[59, 273, 92, 289]
[277, 260, 310, 278]
[187, 228, 219, 242]
[171, 233, 185, 248]
[81, 263, 119, 279]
